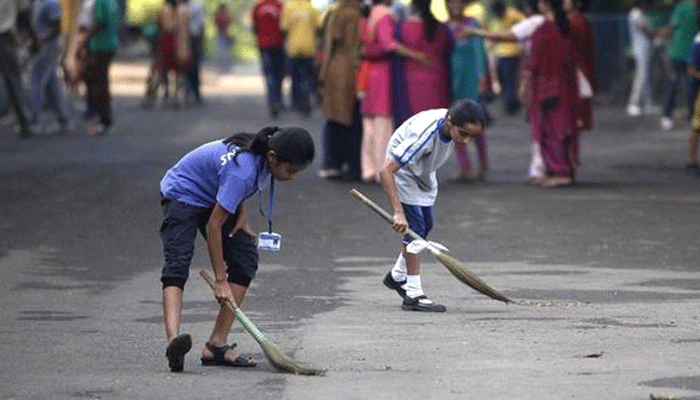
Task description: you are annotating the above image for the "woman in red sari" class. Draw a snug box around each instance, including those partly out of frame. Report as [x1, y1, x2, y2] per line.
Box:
[522, 0, 579, 188]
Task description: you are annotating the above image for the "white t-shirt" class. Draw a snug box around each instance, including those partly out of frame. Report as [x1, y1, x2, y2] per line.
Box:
[510, 14, 545, 54]
[386, 109, 454, 207]
[628, 7, 652, 56]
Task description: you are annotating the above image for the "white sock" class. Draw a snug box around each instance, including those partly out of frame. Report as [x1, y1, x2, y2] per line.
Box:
[404, 275, 427, 300]
[391, 254, 407, 282]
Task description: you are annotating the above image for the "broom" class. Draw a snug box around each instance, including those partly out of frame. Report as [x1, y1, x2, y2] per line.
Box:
[199, 270, 326, 376]
[350, 189, 511, 304]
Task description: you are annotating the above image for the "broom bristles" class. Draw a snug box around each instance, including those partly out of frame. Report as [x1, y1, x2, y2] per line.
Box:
[435, 252, 511, 304]
[200, 270, 326, 376]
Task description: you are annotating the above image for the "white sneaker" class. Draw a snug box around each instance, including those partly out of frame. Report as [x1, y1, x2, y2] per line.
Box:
[660, 116, 674, 131]
[627, 104, 641, 117]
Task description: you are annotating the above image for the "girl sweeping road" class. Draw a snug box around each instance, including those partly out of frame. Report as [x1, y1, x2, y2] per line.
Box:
[158, 127, 314, 372]
[379, 99, 486, 312]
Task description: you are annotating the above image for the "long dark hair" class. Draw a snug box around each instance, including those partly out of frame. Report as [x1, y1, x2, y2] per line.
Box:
[544, 0, 570, 36]
[412, 0, 438, 42]
[223, 126, 315, 166]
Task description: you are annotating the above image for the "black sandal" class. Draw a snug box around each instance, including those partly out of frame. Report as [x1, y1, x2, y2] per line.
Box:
[200, 342, 257, 368]
[166, 333, 192, 372]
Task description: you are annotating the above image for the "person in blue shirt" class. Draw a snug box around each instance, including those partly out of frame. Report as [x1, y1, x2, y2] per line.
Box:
[159, 126, 315, 372]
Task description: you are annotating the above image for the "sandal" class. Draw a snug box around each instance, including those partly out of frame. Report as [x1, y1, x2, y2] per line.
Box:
[166, 333, 192, 372]
[200, 342, 257, 368]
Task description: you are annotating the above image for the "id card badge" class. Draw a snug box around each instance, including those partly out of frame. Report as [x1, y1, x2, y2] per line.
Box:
[258, 232, 282, 252]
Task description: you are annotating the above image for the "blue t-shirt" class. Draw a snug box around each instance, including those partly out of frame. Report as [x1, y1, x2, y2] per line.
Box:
[687, 35, 700, 98]
[160, 140, 270, 214]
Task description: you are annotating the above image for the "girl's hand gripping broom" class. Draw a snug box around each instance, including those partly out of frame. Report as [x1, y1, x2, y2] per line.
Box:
[199, 270, 326, 375]
[350, 189, 511, 304]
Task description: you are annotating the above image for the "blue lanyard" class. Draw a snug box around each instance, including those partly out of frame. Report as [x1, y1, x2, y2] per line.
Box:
[258, 176, 275, 233]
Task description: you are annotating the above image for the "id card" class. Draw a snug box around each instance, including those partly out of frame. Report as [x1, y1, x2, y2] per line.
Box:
[258, 232, 282, 252]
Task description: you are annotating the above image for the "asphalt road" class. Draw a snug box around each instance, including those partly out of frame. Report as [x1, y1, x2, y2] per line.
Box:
[1, 61, 699, 400]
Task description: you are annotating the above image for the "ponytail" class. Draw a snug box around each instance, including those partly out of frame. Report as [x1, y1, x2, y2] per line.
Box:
[223, 126, 315, 166]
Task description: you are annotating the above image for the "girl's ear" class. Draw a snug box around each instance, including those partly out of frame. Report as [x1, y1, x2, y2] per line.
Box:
[266, 150, 278, 165]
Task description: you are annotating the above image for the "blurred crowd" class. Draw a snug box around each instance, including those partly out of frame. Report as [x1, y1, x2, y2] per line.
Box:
[280, 0, 599, 186]
[1, 0, 699, 179]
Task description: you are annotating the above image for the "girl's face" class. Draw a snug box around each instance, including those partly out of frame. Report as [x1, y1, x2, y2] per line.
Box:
[447, 0, 464, 19]
[266, 151, 308, 181]
[447, 119, 484, 145]
[538, 0, 548, 14]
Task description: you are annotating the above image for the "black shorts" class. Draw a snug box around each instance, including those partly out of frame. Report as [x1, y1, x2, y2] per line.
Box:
[159, 197, 258, 289]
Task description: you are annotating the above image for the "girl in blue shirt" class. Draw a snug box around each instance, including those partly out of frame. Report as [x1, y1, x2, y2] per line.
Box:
[159, 126, 314, 372]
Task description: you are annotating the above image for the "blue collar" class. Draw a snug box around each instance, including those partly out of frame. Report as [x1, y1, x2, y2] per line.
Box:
[437, 118, 451, 143]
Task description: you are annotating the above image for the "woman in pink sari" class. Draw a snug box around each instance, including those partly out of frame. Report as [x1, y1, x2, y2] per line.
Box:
[522, 0, 579, 187]
[399, 0, 453, 115]
[360, 0, 429, 183]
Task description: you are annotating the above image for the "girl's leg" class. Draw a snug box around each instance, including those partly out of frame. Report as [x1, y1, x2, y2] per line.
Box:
[361, 116, 376, 181]
[163, 286, 184, 342]
[374, 116, 393, 182]
[204, 282, 248, 349]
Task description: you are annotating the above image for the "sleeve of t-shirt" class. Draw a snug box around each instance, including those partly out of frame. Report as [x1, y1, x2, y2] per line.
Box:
[389, 117, 440, 166]
[670, 3, 684, 28]
[216, 154, 257, 214]
[687, 43, 700, 67]
[510, 15, 543, 41]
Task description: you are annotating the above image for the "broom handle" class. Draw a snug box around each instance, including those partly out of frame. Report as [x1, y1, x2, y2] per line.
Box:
[350, 189, 423, 242]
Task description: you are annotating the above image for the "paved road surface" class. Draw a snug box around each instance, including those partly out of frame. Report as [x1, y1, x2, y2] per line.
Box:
[1, 61, 699, 400]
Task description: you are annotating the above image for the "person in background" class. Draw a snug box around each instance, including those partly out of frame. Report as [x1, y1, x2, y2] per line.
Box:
[318, 0, 362, 181]
[462, 0, 546, 184]
[521, 0, 579, 188]
[659, 0, 699, 131]
[214, 4, 233, 72]
[359, 0, 429, 183]
[489, 0, 524, 115]
[83, 0, 119, 135]
[253, 0, 285, 118]
[280, 0, 319, 117]
[399, 0, 453, 116]
[185, 0, 204, 105]
[174, 0, 191, 106]
[627, 0, 658, 117]
[685, 13, 700, 175]
[447, 0, 489, 182]
[0, 0, 33, 138]
[563, 0, 594, 172]
[30, 0, 73, 134]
